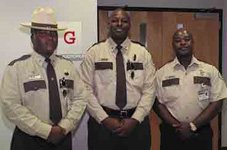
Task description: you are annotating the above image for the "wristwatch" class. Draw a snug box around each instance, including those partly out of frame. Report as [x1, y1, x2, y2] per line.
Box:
[189, 122, 197, 132]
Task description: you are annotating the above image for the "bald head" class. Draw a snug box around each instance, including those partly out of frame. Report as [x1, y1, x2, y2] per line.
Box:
[109, 8, 130, 20]
[173, 28, 193, 41]
[172, 28, 194, 58]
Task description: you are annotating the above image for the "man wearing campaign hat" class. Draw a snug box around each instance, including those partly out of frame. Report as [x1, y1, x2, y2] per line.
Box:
[0, 7, 87, 150]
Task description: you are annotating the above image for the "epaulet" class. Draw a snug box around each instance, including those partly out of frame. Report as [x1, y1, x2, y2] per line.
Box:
[131, 41, 146, 47]
[87, 40, 105, 51]
[8, 55, 31, 66]
[158, 59, 174, 69]
[196, 58, 208, 64]
[56, 55, 72, 62]
[167, 59, 174, 63]
[131, 41, 149, 51]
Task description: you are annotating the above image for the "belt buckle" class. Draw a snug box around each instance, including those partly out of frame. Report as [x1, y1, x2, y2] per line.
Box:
[120, 110, 127, 118]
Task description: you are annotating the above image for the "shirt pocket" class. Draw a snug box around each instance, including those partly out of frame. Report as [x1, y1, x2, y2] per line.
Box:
[23, 80, 47, 105]
[59, 78, 74, 98]
[194, 76, 211, 108]
[162, 78, 180, 101]
[194, 76, 211, 86]
[24, 80, 46, 93]
[94, 62, 113, 84]
[127, 62, 144, 86]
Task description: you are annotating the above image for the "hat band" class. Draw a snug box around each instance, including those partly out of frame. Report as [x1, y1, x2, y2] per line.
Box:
[31, 22, 57, 29]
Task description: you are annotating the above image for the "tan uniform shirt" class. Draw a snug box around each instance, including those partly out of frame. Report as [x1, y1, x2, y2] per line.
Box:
[0, 51, 88, 139]
[80, 37, 156, 123]
[156, 56, 227, 122]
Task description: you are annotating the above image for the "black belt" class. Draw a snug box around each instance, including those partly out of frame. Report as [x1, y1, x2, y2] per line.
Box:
[102, 106, 136, 118]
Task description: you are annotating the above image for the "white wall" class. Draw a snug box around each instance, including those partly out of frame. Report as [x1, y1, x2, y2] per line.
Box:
[0, 0, 97, 150]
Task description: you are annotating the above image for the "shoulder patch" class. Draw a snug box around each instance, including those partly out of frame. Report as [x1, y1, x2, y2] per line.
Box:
[8, 55, 31, 66]
[167, 59, 174, 63]
[131, 40, 149, 51]
[197, 58, 209, 64]
[87, 40, 105, 51]
[158, 59, 174, 69]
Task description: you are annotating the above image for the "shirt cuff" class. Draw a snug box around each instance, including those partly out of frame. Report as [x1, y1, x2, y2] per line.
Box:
[58, 119, 73, 134]
[33, 122, 52, 140]
[95, 112, 109, 123]
[131, 110, 145, 123]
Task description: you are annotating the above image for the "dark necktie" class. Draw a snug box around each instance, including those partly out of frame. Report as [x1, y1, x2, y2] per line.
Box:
[45, 58, 62, 124]
[115, 45, 127, 109]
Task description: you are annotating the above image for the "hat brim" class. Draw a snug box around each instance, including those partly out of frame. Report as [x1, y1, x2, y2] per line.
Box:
[20, 22, 67, 31]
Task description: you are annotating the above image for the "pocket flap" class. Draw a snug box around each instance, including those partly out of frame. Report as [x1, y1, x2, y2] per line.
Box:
[60, 79, 74, 89]
[95, 62, 113, 70]
[24, 80, 46, 92]
[162, 78, 179, 87]
[194, 76, 211, 86]
[127, 62, 143, 70]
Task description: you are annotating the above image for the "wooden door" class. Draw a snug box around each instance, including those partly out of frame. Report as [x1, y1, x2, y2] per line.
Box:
[99, 9, 220, 150]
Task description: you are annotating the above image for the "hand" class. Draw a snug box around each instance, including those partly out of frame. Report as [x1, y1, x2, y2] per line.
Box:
[113, 118, 139, 137]
[101, 117, 121, 131]
[47, 126, 66, 145]
[176, 122, 194, 140]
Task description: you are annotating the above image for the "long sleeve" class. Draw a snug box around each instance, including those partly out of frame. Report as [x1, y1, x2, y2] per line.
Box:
[58, 67, 88, 134]
[79, 48, 109, 123]
[131, 51, 156, 122]
[0, 65, 52, 139]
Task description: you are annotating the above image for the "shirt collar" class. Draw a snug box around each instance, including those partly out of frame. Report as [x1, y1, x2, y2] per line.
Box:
[172, 55, 201, 69]
[107, 37, 131, 52]
[32, 51, 57, 67]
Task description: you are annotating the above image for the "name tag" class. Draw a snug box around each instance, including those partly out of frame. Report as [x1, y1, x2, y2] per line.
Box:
[28, 74, 41, 80]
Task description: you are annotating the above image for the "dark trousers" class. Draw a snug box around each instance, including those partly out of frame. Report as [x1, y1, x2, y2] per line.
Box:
[11, 127, 72, 150]
[88, 116, 151, 150]
[160, 123, 213, 150]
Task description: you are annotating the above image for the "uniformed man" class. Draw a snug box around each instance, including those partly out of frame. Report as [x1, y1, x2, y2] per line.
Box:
[154, 28, 227, 150]
[0, 7, 87, 150]
[79, 8, 156, 150]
